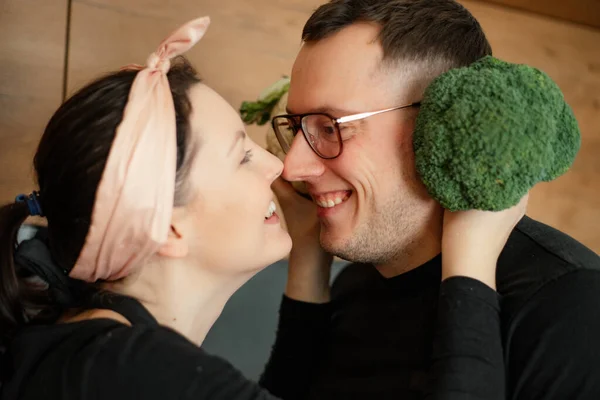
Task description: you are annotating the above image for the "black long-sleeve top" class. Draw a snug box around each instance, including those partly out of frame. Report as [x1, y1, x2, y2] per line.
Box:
[262, 216, 600, 400]
[0, 275, 503, 399]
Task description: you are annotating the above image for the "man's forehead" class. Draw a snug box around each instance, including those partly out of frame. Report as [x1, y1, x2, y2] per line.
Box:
[288, 55, 406, 114]
[293, 25, 383, 77]
[288, 22, 421, 113]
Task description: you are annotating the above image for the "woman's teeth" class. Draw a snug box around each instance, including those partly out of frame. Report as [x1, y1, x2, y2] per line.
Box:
[265, 201, 276, 219]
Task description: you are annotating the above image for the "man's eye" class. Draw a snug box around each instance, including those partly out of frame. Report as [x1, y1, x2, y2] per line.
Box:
[339, 125, 356, 141]
[321, 125, 335, 134]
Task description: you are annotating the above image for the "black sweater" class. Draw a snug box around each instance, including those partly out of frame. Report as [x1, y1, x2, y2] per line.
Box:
[0, 276, 502, 399]
[261, 216, 600, 400]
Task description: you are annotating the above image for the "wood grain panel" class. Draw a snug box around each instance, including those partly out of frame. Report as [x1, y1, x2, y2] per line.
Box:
[68, 0, 324, 147]
[0, 0, 68, 204]
[475, 0, 600, 29]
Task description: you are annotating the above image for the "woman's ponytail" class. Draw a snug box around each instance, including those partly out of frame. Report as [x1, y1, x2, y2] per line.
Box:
[0, 201, 29, 340]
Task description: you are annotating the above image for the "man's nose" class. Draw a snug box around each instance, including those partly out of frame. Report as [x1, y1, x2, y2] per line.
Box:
[282, 132, 325, 182]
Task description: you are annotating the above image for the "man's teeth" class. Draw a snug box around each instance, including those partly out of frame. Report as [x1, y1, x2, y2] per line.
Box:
[316, 196, 345, 208]
[265, 201, 276, 219]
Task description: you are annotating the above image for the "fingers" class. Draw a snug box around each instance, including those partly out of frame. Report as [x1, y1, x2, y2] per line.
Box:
[272, 177, 315, 209]
[271, 177, 297, 202]
[519, 193, 529, 212]
[507, 192, 529, 222]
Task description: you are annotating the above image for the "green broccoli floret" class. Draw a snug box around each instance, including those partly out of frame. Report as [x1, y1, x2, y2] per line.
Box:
[413, 55, 581, 211]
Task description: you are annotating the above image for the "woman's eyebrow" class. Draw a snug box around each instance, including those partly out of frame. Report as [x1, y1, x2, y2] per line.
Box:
[227, 130, 246, 156]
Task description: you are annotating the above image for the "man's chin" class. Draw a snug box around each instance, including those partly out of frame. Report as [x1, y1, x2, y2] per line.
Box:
[319, 228, 353, 260]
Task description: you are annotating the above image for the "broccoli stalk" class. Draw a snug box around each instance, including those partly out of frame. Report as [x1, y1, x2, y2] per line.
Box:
[413, 56, 581, 211]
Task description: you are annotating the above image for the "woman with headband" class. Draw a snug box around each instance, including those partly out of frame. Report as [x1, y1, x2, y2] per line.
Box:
[0, 17, 523, 399]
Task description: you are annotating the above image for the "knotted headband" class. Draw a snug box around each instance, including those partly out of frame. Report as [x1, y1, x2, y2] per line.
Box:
[69, 17, 211, 282]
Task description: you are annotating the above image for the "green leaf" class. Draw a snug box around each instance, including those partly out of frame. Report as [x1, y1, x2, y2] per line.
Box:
[239, 76, 290, 126]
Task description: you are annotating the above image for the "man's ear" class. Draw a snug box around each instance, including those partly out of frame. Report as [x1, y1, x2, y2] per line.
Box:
[158, 224, 188, 258]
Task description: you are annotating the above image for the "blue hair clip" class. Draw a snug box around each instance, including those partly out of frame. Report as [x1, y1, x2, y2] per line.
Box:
[15, 191, 44, 217]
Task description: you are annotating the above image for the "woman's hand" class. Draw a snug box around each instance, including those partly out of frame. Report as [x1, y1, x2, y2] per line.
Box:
[441, 194, 529, 290]
[272, 178, 333, 303]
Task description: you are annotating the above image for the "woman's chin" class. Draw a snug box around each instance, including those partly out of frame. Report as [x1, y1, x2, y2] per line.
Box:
[261, 233, 293, 267]
[227, 232, 292, 274]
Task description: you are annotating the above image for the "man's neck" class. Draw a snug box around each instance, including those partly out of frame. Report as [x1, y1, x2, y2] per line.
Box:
[375, 217, 443, 279]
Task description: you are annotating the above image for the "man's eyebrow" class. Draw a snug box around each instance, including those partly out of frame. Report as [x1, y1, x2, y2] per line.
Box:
[285, 106, 356, 117]
[227, 130, 246, 156]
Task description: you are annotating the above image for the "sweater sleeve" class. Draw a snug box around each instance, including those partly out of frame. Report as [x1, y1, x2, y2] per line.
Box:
[426, 276, 505, 400]
[258, 295, 332, 400]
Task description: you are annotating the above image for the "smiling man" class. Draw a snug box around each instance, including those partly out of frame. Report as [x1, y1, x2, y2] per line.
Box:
[278, 1, 487, 277]
[268, 0, 600, 399]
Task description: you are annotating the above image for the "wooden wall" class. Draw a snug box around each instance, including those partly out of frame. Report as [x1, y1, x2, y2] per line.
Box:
[1, 0, 598, 252]
[477, 0, 600, 29]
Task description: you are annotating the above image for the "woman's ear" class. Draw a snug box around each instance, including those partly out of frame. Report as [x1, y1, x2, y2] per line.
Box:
[157, 224, 188, 258]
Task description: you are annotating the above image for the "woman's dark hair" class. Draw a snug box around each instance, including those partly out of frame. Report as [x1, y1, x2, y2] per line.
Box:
[0, 56, 200, 342]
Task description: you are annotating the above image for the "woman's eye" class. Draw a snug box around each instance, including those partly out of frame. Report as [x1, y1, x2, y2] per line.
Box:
[241, 150, 253, 165]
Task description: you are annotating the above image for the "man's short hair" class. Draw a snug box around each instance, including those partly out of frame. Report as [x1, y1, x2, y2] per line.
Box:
[302, 0, 491, 86]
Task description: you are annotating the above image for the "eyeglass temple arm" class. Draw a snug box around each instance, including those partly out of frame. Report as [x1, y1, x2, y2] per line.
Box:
[335, 103, 420, 124]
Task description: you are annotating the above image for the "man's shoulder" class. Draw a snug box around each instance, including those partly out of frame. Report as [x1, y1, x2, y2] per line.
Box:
[497, 215, 600, 315]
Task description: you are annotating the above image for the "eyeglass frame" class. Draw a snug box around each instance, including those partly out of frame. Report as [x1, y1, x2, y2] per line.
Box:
[271, 101, 421, 160]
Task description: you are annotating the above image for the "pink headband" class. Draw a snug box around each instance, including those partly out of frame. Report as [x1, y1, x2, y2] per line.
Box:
[69, 17, 211, 282]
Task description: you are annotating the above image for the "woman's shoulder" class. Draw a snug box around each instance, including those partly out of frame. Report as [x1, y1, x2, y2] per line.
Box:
[7, 319, 247, 399]
[67, 320, 263, 398]
[69, 319, 225, 377]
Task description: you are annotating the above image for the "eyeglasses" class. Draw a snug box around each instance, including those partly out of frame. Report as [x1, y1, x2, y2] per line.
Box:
[271, 102, 420, 159]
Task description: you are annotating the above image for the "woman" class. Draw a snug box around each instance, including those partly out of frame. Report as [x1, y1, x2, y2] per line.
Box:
[0, 17, 523, 399]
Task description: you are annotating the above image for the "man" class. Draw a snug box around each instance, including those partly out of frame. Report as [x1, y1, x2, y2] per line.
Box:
[268, 0, 600, 399]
